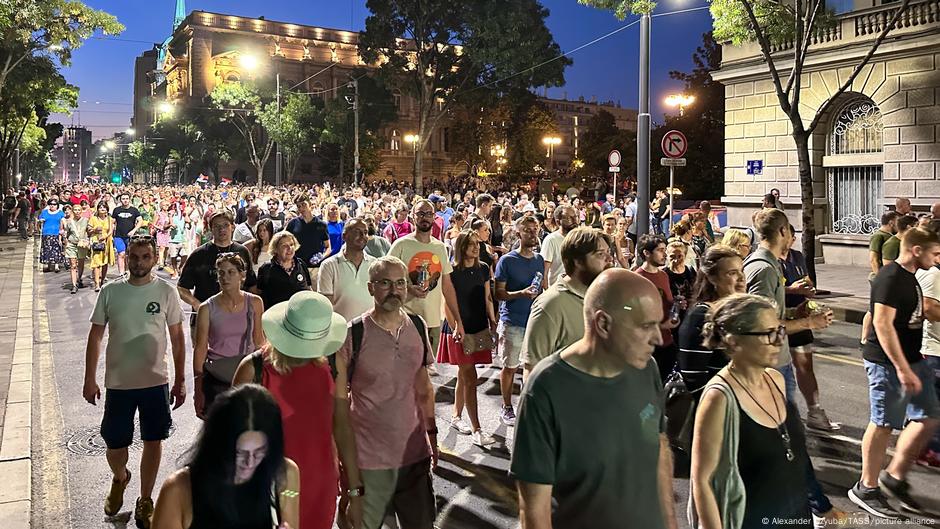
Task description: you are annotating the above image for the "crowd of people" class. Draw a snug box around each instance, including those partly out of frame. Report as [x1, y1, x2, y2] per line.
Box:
[2, 178, 937, 529]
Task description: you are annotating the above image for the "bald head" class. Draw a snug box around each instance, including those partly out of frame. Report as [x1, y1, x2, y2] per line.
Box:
[931, 202, 940, 219]
[896, 197, 911, 215]
[585, 269, 659, 320]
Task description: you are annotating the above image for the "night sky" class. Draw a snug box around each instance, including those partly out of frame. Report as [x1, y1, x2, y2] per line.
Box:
[52, 0, 714, 139]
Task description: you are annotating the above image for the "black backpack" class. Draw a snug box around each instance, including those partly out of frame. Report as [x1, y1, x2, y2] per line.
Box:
[327, 313, 430, 384]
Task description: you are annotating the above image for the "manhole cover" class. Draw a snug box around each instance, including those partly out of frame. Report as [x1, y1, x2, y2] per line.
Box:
[65, 422, 176, 456]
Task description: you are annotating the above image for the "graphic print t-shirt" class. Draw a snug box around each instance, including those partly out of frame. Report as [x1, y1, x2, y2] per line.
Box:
[388, 235, 452, 327]
[111, 206, 141, 238]
[864, 261, 924, 365]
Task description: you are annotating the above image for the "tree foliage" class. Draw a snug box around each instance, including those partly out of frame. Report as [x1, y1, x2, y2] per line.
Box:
[210, 82, 275, 186]
[260, 92, 324, 182]
[577, 109, 636, 181]
[577, 0, 656, 18]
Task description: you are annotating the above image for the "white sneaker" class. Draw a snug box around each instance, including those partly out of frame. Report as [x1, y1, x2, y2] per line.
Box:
[806, 407, 840, 431]
[450, 416, 472, 435]
[471, 430, 496, 447]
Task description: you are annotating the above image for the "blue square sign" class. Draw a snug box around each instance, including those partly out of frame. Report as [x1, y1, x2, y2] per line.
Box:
[747, 160, 764, 176]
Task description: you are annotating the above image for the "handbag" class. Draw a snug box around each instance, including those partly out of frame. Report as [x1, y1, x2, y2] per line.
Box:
[664, 370, 702, 478]
[461, 328, 495, 354]
[92, 241, 106, 252]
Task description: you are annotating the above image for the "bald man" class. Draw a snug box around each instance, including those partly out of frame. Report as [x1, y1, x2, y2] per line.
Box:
[896, 197, 912, 216]
[510, 269, 677, 529]
[931, 202, 940, 219]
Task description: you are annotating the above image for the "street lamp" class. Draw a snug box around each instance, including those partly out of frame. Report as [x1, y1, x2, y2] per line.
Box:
[125, 128, 136, 136]
[240, 52, 284, 186]
[157, 101, 175, 116]
[404, 134, 420, 188]
[665, 94, 696, 116]
[542, 136, 561, 174]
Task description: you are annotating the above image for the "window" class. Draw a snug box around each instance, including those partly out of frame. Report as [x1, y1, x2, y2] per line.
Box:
[225, 73, 240, 83]
[826, 97, 884, 235]
[390, 129, 400, 151]
[393, 90, 402, 112]
[312, 82, 325, 100]
[442, 128, 450, 152]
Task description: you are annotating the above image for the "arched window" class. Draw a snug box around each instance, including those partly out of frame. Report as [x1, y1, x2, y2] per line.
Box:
[225, 73, 240, 83]
[390, 129, 400, 152]
[312, 82, 325, 100]
[826, 97, 884, 234]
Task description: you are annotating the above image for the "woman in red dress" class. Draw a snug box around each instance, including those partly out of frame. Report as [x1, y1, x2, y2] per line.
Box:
[439, 231, 498, 447]
[234, 291, 362, 529]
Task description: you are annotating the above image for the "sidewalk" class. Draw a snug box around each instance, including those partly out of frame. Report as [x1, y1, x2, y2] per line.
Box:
[815, 264, 870, 324]
[0, 235, 33, 529]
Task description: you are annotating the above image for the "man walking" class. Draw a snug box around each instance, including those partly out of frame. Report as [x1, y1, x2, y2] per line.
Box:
[512, 269, 677, 529]
[318, 218, 376, 321]
[286, 194, 330, 279]
[335, 256, 438, 529]
[13, 191, 30, 240]
[112, 192, 144, 276]
[849, 227, 940, 517]
[83, 236, 186, 529]
[540, 205, 578, 287]
[495, 216, 544, 425]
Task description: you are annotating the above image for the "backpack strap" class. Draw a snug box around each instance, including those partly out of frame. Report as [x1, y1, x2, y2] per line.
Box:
[329, 317, 365, 382]
[407, 313, 431, 364]
[251, 350, 264, 384]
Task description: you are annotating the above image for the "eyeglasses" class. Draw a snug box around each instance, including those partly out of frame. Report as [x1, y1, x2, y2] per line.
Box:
[372, 278, 408, 289]
[235, 445, 268, 466]
[414, 211, 435, 218]
[732, 325, 787, 345]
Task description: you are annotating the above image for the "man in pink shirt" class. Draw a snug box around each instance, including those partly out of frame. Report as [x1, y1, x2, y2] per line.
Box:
[335, 255, 437, 529]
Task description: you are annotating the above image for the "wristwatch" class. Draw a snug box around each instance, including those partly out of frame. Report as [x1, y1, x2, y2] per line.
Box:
[346, 485, 366, 498]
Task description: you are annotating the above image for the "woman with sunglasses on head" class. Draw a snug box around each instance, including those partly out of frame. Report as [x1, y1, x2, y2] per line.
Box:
[38, 198, 66, 273]
[151, 384, 300, 529]
[689, 293, 812, 529]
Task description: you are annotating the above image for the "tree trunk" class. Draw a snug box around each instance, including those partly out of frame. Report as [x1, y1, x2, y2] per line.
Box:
[0, 156, 11, 192]
[255, 161, 264, 187]
[793, 131, 817, 282]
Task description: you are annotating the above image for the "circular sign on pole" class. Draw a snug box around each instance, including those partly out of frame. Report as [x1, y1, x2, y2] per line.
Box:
[661, 130, 688, 159]
[608, 150, 622, 167]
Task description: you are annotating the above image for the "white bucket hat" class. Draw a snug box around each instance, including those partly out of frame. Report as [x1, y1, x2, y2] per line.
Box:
[262, 291, 348, 359]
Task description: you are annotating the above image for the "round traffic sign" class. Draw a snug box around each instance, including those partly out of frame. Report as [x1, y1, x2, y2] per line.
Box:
[608, 150, 621, 167]
[661, 130, 688, 158]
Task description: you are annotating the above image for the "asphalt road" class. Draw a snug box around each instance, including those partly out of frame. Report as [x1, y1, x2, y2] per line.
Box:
[27, 265, 940, 529]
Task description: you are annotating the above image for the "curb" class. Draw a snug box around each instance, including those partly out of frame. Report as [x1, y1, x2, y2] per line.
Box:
[0, 241, 33, 529]
[830, 305, 866, 325]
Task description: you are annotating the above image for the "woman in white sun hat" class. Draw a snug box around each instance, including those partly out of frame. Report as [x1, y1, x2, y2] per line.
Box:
[234, 291, 363, 529]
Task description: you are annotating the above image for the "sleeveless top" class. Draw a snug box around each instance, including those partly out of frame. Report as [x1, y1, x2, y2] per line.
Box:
[206, 293, 254, 361]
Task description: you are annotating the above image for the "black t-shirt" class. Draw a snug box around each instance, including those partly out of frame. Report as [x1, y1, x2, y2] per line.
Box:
[864, 261, 924, 365]
[178, 242, 257, 302]
[261, 212, 286, 232]
[16, 198, 30, 213]
[478, 241, 495, 270]
[256, 257, 312, 310]
[111, 206, 141, 238]
[677, 303, 728, 391]
[286, 216, 329, 264]
[2, 196, 16, 211]
[451, 264, 491, 334]
[665, 267, 696, 300]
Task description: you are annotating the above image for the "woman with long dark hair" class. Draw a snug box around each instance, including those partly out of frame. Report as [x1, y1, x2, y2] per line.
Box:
[151, 384, 300, 529]
[245, 219, 275, 274]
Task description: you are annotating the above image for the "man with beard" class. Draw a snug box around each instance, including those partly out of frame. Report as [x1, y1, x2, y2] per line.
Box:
[540, 206, 579, 287]
[494, 216, 545, 426]
[84, 236, 186, 529]
[389, 199, 464, 357]
[261, 197, 286, 232]
[112, 193, 144, 276]
[521, 227, 614, 378]
[233, 203, 261, 244]
[635, 234, 680, 382]
[334, 256, 437, 529]
[318, 218, 376, 321]
[511, 269, 676, 529]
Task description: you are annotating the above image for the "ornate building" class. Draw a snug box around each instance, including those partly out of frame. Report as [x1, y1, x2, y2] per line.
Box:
[713, 0, 940, 264]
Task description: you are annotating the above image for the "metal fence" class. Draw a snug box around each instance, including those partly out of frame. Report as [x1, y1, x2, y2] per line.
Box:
[828, 165, 883, 235]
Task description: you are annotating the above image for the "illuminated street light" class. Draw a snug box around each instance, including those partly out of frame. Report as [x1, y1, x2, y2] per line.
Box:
[105, 140, 117, 150]
[665, 94, 696, 116]
[542, 136, 561, 173]
[125, 128, 136, 136]
[158, 101, 175, 115]
[239, 54, 260, 71]
[404, 134, 420, 188]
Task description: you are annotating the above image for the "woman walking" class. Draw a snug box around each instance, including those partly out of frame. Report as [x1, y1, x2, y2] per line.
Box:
[193, 254, 264, 419]
[88, 202, 115, 292]
[155, 201, 172, 271]
[439, 232, 497, 447]
[63, 203, 90, 294]
[254, 232, 312, 310]
[244, 219, 275, 274]
[38, 198, 66, 273]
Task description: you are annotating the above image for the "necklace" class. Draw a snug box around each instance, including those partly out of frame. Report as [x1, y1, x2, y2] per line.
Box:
[727, 367, 796, 462]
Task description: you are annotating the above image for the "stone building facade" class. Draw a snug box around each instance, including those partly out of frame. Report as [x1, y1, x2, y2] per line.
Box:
[712, 0, 940, 264]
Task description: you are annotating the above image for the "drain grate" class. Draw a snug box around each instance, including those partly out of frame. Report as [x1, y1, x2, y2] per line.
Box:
[65, 422, 176, 456]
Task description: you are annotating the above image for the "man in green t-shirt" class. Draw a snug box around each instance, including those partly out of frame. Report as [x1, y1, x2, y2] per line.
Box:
[881, 214, 918, 265]
[511, 269, 677, 529]
[869, 211, 900, 278]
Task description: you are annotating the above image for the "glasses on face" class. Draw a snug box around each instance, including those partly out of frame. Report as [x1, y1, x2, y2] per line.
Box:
[235, 445, 268, 466]
[372, 278, 408, 290]
[733, 325, 787, 345]
[414, 211, 435, 218]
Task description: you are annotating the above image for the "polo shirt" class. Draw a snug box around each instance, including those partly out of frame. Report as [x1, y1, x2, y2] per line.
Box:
[521, 275, 588, 366]
[256, 257, 312, 310]
[178, 242, 256, 303]
[317, 251, 376, 321]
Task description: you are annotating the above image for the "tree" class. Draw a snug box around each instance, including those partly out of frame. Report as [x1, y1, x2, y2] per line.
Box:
[260, 92, 324, 183]
[578, 109, 637, 181]
[127, 139, 163, 182]
[505, 95, 558, 176]
[650, 32, 724, 200]
[709, 0, 912, 278]
[210, 82, 275, 186]
[359, 0, 569, 194]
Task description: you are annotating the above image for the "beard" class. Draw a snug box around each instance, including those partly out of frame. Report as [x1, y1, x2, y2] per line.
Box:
[128, 266, 152, 279]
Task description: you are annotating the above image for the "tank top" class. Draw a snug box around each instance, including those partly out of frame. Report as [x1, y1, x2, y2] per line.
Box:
[732, 378, 812, 529]
[207, 293, 254, 360]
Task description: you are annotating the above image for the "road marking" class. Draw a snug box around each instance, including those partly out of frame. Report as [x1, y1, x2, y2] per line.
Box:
[815, 352, 864, 367]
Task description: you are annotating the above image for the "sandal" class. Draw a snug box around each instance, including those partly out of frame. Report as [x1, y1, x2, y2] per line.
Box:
[104, 468, 131, 516]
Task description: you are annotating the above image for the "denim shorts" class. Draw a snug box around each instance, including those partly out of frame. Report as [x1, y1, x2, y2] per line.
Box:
[865, 359, 940, 430]
[100, 384, 172, 449]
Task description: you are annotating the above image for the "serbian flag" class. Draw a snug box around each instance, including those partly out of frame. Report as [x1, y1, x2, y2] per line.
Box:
[220, 177, 232, 187]
[196, 174, 209, 184]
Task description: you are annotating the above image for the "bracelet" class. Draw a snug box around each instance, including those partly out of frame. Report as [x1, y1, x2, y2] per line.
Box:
[346, 485, 366, 498]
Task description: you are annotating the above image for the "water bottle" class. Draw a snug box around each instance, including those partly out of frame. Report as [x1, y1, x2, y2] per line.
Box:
[669, 295, 683, 323]
[530, 271, 543, 292]
[417, 263, 430, 290]
[308, 251, 324, 266]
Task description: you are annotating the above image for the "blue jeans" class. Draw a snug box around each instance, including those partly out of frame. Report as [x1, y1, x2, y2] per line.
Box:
[927, 356, 940, 452]
[864, 359, 940, 429]
[779, 361, 834, 515]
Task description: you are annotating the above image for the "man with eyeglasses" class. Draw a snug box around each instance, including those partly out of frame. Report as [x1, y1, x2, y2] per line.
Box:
[540, 205, 579, 288]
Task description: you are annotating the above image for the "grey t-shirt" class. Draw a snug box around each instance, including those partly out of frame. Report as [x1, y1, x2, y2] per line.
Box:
[744, 247, 792, 367]
[510, 352, 666, 529]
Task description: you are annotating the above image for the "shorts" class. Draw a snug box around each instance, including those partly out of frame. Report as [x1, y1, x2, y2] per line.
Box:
[113, 236, 129, 254]
[864, 359, 940, 430]
[167, 243, 182, 258]
[360, 458, 435, 529]
[100, 384, 172, 449]
[496, 321, 525, 369]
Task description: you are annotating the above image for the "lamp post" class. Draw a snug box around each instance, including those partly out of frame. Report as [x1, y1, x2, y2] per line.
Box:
[542, 136, 561, 174]
[404, 134, 420, 189]
[637, 11, 651, 238]
[490, 144, 507, 174]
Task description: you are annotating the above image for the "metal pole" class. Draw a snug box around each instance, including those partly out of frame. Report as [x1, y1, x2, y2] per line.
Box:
[668, 165, 675, 234]
[353, 79, 360, 186]
[14, 147, 19, 182]
[275, 72, 282, 187]
[636, 12, 651, 237]
[613, 172, 618, 205]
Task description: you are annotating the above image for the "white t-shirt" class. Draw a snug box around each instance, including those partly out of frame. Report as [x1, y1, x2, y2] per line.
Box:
[540, 230, 565, 286]
[916, 267, 940, 357]
[388, 234, 453, 327]
[233, 221, 256, 244]
[318, 251, 376, 322]
[90, 276, 185, 389]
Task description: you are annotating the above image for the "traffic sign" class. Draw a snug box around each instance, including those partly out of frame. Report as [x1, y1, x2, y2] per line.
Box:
[747, 160, 764, 175]
[609, 166, 621, 172]
[608, 150, 621, 167]
[661, 130, 688, 158]
[661, 158, 687, 167]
